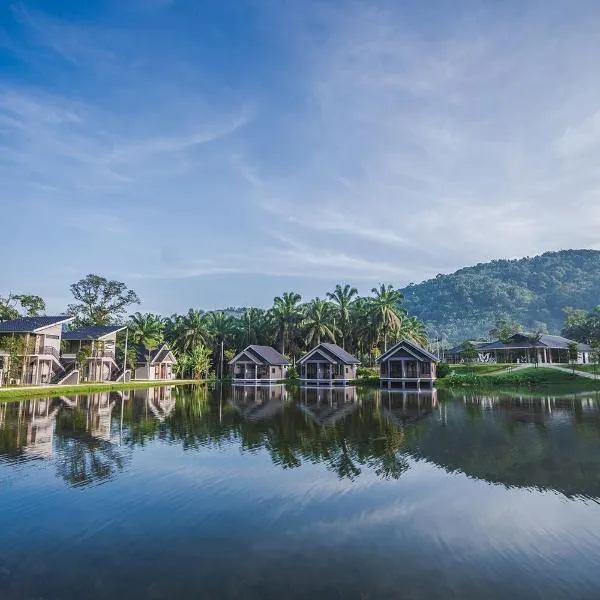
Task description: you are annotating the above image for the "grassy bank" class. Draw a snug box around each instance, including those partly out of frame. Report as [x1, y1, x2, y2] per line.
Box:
[438, 367, 600, 391]
[0, 379, 199, 402]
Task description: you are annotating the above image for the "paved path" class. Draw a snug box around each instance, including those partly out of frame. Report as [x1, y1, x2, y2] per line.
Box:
[485, 363, 600, 380]
[544, 364, 600, 380]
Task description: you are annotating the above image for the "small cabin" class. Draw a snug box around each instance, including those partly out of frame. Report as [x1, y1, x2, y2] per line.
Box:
[298, 343, 360, 386]
[229, 345, 290, 384]
[134, 343, 177, 380]
[378, 340, 438, 390]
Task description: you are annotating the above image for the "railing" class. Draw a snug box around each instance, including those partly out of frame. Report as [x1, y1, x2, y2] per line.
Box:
[35, 346, 61, 361]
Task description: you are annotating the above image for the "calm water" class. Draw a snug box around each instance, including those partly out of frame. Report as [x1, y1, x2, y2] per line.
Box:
[2, 385, 600, 599]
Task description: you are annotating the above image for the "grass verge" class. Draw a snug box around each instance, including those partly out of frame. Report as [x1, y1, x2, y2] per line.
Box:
[0, 379, 199, 402]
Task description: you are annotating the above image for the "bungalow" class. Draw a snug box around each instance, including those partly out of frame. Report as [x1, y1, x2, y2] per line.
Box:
[0, 316, 73, 385]
[298, 343, 360, 386]
[229, 345, 290, 384]
[378, 339, 438, 390]
[62, 325, 126, 382]
[134, 342, 177, 380]
[448, 333, 591, 365]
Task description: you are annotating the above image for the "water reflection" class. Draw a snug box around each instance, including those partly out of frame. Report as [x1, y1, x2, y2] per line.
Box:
[2, 386, 600, 498]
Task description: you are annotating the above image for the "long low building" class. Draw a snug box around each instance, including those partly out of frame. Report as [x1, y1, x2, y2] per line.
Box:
[447, 333, 592, 364]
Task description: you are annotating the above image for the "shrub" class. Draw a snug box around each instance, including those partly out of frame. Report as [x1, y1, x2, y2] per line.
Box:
[286, 365, 299, 380]
[437, 363, 451, 378]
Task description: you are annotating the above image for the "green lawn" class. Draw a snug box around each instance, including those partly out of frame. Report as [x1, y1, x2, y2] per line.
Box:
[573, 364, 600, 374]
[0, 379, 199, 402]
[449, 363, 513, 375]
[440, 367, 600, 390]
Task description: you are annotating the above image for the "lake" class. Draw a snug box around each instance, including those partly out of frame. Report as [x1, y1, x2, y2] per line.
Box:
[2, 384, 600, 599]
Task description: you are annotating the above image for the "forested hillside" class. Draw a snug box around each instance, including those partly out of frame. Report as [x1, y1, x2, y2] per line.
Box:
[401, 250, 600, 343]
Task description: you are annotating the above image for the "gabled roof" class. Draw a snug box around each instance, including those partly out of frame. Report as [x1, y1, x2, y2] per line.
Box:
[135, 342, 177, 364]
[63, 325, 126, 341]
[480, 333, 591, 352]
[378, 340, 439, 363]
[229, 345, 290, 366]
[298, 343, 360, 365]
[0, 315, 73, 334]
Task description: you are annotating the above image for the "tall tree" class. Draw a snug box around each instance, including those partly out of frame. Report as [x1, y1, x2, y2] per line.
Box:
[0, 293, 46, 321]
[301, 298, 339, 347]
[171, 309, 209, 354]
[369, 284, 405, 352]
[67, 274, 140, 326]
[206, 311, 235, 378]
[128, 313, 164, 349]
[270, 292, 302, 354]
[326, 284, 358, 349]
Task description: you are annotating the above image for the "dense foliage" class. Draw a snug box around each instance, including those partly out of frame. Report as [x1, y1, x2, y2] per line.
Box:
[401, 250, 600, 343]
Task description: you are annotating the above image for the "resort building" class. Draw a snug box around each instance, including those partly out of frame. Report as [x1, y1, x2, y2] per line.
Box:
[134, 342, 177, 380]
[62, 325, 126, 382]
[229, 345, 290, 384]
[446, 333, 591, 365]
[378, 340, 438, 390]
[298, 343, 360, 386]
[0, 316, 73, 386]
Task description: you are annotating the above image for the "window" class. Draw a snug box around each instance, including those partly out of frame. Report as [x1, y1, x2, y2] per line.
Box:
[272, 367, 276, 373]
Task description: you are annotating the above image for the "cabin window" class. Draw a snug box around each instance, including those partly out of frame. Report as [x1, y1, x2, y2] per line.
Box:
[272, 367, 276, 374]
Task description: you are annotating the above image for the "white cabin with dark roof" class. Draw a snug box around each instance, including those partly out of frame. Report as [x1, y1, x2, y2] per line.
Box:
[62, 325, 126, 382]
[0, 316, 73, 385]
[298, 343, 360, 386]
[134, 343, 177, 380]
[378, 340, 438, 390]
[229, 345, 290, 384]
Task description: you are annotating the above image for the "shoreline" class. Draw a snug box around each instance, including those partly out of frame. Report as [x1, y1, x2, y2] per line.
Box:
[0, 379, 200, 401]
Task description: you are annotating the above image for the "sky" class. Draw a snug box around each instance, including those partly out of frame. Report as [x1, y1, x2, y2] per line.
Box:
[2, 0, 600, 314]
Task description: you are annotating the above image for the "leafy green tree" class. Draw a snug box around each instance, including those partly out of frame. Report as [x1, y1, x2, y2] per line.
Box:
[368, 284, 405, 352]
[0, 293, 46, 320]
[128, 313, 164, 349]
[67, 274, 140, 326]
[567, 341, 579, 373]
[301, 298, 339, 346]
[189, 344, 212, 380]
[270, 292, 302, 354]
[171, 309, 209, 353]
[489, 318, 522, 342]
[460, 341, 479, 364]
[327, 284, 358, 350]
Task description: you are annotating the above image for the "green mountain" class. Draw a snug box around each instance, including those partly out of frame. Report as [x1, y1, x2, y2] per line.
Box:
[401, 249, 600, 343]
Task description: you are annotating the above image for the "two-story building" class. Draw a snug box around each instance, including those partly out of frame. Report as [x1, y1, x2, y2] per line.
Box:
[0, 316, 73, 385]
[62, 325, 126, 382]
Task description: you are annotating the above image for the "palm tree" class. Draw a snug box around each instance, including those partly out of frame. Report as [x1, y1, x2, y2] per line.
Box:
[369, 284, 405, 352]
[173, 309, 209, 354]
[128, 312, 164, 349]
[301, 298, 340, 347]
[239, 307, 264, 346]
[270, 292, 302, 354]
[326, 284, 358, 350]
[206, 311, 235, 378]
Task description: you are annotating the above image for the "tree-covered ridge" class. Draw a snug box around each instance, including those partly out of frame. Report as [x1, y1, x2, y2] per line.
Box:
[401, 250, 600, 343]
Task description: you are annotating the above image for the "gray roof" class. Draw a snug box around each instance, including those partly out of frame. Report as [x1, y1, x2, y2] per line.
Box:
[480, 334, 591, 352]
[378, 339, 439, 363]
[447, 341, 489, 354]
[0, 316, 72, 333]
[299, 343, 360, 365]
[230, 345, 290, 366]
[63, 325, 126, 341]
[135, 343, 176, 364]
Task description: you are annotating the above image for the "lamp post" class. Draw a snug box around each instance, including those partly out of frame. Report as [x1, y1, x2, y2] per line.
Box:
[122, 327, 128, 380]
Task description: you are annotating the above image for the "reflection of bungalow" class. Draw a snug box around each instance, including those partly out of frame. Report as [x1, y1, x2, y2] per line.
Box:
[298, 343, 360, 386]
[477, 334, 590, 365]
[133, 386, 176, 421]
[378, 389, 438, 428]
[378, 340, 438, 390]
[230, 384, 288, 421]
[229, 345, 289, 384]
[0, 316, 73, 385]
[62, 325, 126, 382]
[134, 343, 177, 380]
[298, 386, 358, 425]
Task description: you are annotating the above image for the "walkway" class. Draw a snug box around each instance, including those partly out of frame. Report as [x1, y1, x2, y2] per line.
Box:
[488, 363, 600, 380]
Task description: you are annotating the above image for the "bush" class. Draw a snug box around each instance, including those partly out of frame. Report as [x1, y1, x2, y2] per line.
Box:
[286, 365, 299, 380]
[437, 363, 452, 378]
[357, 366, 379, 379]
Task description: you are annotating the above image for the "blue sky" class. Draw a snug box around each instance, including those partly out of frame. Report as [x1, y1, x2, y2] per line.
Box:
[2, 0, 600, 314]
